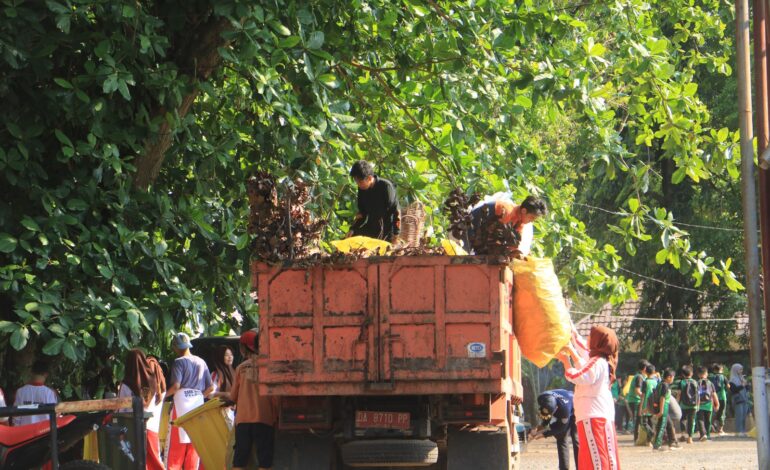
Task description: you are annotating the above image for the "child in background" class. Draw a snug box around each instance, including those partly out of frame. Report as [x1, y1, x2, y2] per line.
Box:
[672, 365, 699, 444]
[627, 360, 649, 443]
[229, 330, 278, 470]
[695, 365, 719, 441]
[13, 361, 59, 426]
[639, 364, 659, 446]
[709, 363, 728, 436]
[611, 376, 630, 434]
[651, 368, 680, 451]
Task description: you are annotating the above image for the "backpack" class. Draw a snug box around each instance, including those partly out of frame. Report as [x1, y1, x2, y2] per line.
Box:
[648, 382, 669, 415]
[679, 379, 699, 407]
[640, 378, 658, 414]
[698, 379, 712, 403]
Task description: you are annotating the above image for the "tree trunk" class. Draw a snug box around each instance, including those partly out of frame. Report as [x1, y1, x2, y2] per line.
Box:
[132, 16, 233, 190]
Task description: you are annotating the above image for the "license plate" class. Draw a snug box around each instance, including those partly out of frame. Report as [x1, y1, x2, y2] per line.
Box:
[355, 411, 410, 430]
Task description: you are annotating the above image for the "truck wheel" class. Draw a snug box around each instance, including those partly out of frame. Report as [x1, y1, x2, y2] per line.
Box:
[60, 460, 111, 470]
[341, 439, 439, 467]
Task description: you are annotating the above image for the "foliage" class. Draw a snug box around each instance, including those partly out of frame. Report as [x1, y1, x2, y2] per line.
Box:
[0, 0, 745, 394]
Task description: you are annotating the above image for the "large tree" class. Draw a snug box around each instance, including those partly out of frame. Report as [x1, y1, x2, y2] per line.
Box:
[0, 0, 743, 395]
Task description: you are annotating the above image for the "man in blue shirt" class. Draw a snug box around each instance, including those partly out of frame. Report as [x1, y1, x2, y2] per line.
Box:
[529, 389, 578, 470]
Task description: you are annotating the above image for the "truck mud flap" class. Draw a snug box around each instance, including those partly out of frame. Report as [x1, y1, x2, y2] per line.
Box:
[446, 427, 511, 470]
[272, 432, 335, 470]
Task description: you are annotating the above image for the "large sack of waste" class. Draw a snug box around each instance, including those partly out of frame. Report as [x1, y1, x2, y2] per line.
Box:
[511, 257, 571, 367]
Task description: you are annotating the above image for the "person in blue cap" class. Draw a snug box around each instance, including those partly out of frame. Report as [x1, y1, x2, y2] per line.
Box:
[529, 389, 579, 470]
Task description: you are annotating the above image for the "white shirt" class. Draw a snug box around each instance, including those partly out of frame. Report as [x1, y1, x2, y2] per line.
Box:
[518, 223, 534, 256]
[565, 356, 615, 422]
[118, 383, 165, 433]
[13, 383, 58, 426]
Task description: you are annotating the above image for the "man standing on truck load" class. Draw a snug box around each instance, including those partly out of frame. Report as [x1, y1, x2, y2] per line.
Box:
[347, 160, 401, 243]
[165, 332, 214, 470]
[466, 194, 547, 257]
[229, 329, 277, 470]
[529, 389, 579, 470]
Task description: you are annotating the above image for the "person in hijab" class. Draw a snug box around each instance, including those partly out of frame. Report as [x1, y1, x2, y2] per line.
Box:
[558, 326, 620, 470]
[728, 363, 750, 436]
[118, 349, 167, 470]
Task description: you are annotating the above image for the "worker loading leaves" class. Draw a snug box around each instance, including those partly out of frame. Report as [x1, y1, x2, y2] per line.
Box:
[347, 160, 401, 243]
[466, 194, 548, 257]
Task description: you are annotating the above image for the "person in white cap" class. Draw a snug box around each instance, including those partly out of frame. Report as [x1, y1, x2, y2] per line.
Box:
[164, 332, 214, 470]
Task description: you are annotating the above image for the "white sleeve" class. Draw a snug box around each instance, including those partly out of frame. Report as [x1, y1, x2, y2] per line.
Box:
[518, 223, 533, 256]
[564, 357, 602, 385]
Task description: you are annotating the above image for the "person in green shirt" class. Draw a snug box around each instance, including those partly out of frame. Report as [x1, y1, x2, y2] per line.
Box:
[639, 363, 660, 446]
[652, 368, 681, 451]
[611, 375, 631, 433]
[671, 364, 700, 444]
[695, 365, 719, 441]
[627, 359, 649, 444]
[708, 363, 728, 436]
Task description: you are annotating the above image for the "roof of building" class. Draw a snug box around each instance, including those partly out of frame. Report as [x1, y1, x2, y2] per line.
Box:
[574, 297, 749, 343]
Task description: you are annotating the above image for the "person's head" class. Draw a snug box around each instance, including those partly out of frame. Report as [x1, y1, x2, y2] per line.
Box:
[644, 364, 656, 377]
[221, 346, 234, 366]
[637, 359, 650, 373]
[31, 360, 50, 380]
[709, 363, 723, 375]
[588, 326, 619, 382]
[172, 332, 193, 356]
[211, 345, 235, 391]
[680, 364, 693, 378]
[350, 160, 375, 190]
[696, 365, 708, 379]
[519, 196, 548, 224]
[124, 348, 158, 403]
[662, 368, 675, 383]
[239, 329, 259, 357]
[730, 363, 744, 382]
[537, 393, 558, 421]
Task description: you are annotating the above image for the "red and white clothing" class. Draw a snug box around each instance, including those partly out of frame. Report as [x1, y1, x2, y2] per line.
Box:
[577, 417, 620, 470]
[118, 384, 165, 470]
[12, 382, 58, 426]
[565, 339, 619, 469]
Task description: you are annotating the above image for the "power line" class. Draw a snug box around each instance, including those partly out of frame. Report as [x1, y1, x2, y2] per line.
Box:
[617, 267, 706, 294]
[573, 202, 747, 233]
[571, 310, 744, 323]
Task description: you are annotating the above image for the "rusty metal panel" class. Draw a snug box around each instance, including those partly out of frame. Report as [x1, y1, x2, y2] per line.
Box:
[254, 257, 519, 397]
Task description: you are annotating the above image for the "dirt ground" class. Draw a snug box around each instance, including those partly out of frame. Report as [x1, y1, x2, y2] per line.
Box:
[519, 431, 758, 470]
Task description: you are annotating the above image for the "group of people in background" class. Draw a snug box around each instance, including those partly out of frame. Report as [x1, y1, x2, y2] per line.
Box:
[0, 330, 276, 470]
[530, 328, 754, 470]
[614, 359, 752, 451]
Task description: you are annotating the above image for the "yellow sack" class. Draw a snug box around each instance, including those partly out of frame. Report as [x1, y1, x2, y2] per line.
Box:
[330, 236, 391, 255]
[441, 239, 468, 256]
[511, 257, 571, 368]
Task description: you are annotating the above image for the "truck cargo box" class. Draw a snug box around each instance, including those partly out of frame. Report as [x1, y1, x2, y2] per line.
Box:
[253, 255, 522, 401]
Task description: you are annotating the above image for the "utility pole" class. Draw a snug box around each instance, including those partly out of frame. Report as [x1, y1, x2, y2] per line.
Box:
[739, 1, 770, 467]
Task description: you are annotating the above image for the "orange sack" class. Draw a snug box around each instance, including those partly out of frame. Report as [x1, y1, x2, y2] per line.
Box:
[511, 258, 571, 368]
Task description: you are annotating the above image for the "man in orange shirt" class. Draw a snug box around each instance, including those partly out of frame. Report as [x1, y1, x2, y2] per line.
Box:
[467, 195, 547, 257]
[229, 329, 278, 470]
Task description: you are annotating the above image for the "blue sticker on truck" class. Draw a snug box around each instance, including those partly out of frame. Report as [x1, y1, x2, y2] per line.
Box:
[467, 342, 487, 358]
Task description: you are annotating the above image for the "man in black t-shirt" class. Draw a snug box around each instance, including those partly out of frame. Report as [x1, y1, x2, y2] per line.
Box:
[347, 160, 401, 242]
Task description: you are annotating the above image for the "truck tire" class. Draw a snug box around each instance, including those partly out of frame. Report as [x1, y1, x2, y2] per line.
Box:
[60, 460, 111, 470]
[341, 439, 439, 467]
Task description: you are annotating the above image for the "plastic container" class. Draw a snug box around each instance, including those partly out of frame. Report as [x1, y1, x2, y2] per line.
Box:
[97, 412, 148, 470]
[173, 398, 229, 470]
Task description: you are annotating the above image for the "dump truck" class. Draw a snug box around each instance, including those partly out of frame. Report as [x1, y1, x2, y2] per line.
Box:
[253, 255, 524, 470]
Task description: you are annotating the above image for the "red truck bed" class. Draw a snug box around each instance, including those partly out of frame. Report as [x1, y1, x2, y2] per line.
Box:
[253, 255, 522, 400]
